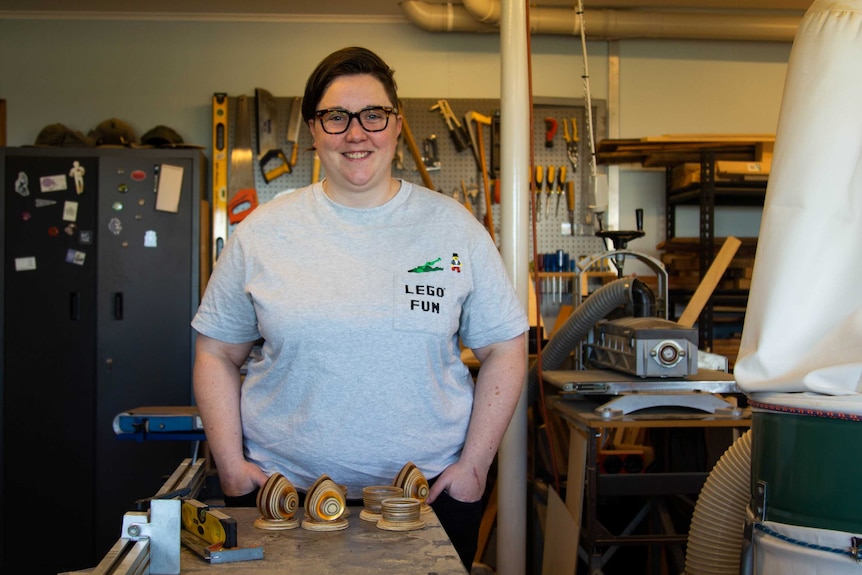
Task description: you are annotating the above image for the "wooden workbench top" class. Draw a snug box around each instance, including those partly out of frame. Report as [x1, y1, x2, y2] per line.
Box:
[180, 506, 467, 574]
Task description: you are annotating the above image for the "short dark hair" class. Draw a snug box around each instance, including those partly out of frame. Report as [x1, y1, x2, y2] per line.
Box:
[301, 46, 399, 123]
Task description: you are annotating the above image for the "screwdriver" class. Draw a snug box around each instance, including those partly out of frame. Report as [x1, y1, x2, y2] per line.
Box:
[534, 165, 544, 221]
[555, 165, 567, 217]
[566, 181, 576, 235]
[545, 165, 555, 219]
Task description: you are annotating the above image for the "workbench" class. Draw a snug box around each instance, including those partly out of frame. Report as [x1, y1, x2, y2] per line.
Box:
[179, 506, 467, 574]
[543, 369, 750, 575]
[66, 504, 467, 575]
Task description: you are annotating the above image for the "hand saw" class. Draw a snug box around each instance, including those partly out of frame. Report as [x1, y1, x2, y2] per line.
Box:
[286, 96, 303, 167]
[255, 87, 290, 183]
[228, 95, 259, 225]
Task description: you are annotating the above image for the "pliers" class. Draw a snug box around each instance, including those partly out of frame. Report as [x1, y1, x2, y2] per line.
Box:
[562, 118, 579, 173]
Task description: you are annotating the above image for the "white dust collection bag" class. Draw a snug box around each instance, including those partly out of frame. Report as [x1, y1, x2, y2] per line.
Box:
[734, 0, 862, 414]
[728, 5, 862, 575]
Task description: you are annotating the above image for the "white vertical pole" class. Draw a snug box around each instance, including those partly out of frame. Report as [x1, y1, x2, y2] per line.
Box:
[497, 0, 530, 574]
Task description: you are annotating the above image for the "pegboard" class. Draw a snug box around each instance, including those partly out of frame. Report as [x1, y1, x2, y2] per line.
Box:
[220, 93, 607, 261]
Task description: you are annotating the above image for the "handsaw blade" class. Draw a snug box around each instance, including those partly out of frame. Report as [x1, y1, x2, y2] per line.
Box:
[255, 87, 278, 157]
[229, 95, 254, 197]
[255, 87, 290, 182]
[286, 97, 303, 166]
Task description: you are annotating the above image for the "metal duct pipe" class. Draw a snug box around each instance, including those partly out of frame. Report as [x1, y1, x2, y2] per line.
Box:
[399, 0, 496, 32]
[401, 0, 802, 41]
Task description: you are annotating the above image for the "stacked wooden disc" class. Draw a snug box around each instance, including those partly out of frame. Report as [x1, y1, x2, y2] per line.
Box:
[338, 484, 350, 517]
[377, 497, 425, 531]
[255, 472, 300, 530]
[360, 485, 403, 522]
[393, 462, 431, 513]
[301, 474, 349, 531]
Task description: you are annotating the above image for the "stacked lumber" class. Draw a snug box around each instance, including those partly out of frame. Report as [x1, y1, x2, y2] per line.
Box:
[658, 237, 757, 291]
[596, 134, 774, 167]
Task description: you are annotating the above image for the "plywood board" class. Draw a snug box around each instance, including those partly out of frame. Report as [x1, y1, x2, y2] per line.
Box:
[542, 486, 579, 575]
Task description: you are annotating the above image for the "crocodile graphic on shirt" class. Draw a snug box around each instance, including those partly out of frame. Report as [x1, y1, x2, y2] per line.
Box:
[408, 257, 443, 273]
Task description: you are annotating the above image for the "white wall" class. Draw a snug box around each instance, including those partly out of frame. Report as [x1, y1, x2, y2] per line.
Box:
[0, 15, 791, 261]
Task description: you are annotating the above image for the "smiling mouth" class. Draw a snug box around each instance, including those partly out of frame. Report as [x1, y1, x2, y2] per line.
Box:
[344, 151, 371, 160]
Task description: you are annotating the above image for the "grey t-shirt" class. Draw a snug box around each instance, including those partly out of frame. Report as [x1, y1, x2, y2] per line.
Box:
[192, 180, 528, 497]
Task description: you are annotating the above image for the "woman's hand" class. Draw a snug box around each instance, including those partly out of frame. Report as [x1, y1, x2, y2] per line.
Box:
[426, 460, 485, 504]
[218, 460, 270, 497]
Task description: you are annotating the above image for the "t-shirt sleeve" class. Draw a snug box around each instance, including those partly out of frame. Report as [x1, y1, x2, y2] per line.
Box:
[191, 231, 261, 344]
[458, 232, 529, 350]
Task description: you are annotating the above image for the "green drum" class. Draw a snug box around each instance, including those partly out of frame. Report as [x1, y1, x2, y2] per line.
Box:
[751, 408, 862, 533]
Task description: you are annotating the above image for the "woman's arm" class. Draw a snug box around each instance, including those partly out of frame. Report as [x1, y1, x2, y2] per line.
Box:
[426, 332, 527, 503]
[193, 333, 268, 496]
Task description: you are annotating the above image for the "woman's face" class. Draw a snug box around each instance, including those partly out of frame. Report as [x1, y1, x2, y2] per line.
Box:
[309, 73, 402, 206]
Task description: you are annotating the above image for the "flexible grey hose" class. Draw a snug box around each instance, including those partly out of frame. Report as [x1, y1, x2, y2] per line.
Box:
[527, 277, 649, 402]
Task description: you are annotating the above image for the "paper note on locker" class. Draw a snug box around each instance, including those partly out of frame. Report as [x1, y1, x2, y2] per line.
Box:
[155, 164, 183, 213]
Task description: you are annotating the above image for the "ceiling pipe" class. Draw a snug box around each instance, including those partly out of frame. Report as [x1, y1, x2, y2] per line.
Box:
[399, 0, 496, 32]
[401, 0, 802, 41]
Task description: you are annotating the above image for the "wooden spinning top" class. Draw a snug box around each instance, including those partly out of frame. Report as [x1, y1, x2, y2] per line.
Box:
[301, 474, 349, 531]
[255, 472, 300, 530]
[360, 485, 403, 522]
[393, 462, 431, 513]
[377, 497, 425, 531]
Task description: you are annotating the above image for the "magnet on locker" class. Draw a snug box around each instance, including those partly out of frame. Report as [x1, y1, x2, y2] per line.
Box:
[144, 230, 157, 248]
[69, 161, 85, 195]
[63, 200, 79, 222]
[14, 172, 30, 196]
[108, 217, 122, 235]
[40, 174, 67, 193]
[65, 249, 86, 266]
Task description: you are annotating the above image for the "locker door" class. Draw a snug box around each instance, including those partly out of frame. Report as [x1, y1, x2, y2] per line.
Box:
[92, 152, 197, 559]
[2, 152, 100, 574]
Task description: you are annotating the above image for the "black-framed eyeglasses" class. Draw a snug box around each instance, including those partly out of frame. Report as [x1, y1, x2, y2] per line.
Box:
[314, 106, 397, 134]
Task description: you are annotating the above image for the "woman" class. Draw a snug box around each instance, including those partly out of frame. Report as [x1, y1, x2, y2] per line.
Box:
[192, 46, 528, 569]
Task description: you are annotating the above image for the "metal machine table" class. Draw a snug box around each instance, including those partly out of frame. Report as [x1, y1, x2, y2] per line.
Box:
[546, 371, 750, 574]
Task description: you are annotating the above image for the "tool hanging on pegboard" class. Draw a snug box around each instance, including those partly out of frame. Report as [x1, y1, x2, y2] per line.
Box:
[430, 100, 471, 154]
[228, 95, 259, 225]
[255, 88, 291, 183]
[211, 93, 229, 265]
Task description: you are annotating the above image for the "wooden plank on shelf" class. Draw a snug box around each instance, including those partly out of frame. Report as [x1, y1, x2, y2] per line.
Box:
[596, 134, 775, 167]
[677, 236, 742, 328]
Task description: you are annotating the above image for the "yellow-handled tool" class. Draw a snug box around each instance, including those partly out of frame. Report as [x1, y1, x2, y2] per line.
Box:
[534, 165, 544, 222]
[181, 499, 238, 548]
[555, 165, 567, 217]
[565, 180, 576, 235]
[545, 165, 556, 219]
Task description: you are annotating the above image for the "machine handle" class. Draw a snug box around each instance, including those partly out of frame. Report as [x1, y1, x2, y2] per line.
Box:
[70, 291, 80, 321]
[114, 292, 124, 320]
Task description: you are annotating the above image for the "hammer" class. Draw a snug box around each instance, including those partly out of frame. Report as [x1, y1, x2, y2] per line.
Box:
[465, 111, 495, 242]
